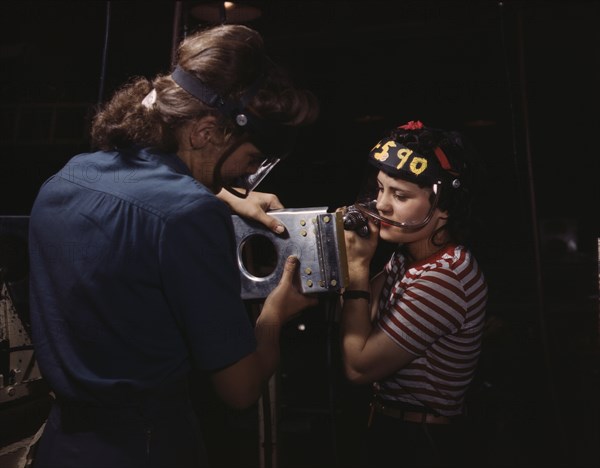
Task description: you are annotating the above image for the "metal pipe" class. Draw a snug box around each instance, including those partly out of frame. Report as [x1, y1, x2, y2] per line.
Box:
[97, 1, 112, 107]
[171, 2, 183, 67]
[516, 5, 567, 463]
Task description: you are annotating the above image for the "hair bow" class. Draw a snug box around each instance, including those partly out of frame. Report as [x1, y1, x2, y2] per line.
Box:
[398, 120, 424, 130]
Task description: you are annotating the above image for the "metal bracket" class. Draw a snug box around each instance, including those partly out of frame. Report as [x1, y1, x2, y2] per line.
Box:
[232, 207, 349, 299]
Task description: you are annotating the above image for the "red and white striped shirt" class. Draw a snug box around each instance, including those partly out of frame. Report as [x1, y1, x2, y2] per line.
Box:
[375, 244, 487, 416]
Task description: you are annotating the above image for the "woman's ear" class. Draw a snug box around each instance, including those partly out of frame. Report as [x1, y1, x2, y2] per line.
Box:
[190, 116, 218, 149]
[434, 207, 449, 226]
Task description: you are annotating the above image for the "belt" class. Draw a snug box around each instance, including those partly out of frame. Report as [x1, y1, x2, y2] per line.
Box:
[369, 400, 451, 425]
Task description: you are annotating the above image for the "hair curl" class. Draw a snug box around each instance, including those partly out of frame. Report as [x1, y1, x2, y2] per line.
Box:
[91, 24, 319, 152]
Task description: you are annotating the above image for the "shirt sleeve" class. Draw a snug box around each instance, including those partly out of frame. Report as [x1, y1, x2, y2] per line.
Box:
[158, 195, 256, 371]
[377, 267, 467, 356]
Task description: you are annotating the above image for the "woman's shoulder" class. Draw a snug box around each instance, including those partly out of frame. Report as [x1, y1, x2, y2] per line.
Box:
[409, 245, 475, 278]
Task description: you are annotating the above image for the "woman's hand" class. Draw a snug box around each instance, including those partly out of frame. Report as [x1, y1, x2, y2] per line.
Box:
[261, 256, 319, 323]
[338, 207, 379, 269]
[217, 190, 286, 234]
[337, 207, 379, 289]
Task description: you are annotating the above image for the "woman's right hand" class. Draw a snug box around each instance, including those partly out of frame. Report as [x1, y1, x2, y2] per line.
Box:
[338, 207, 380, 270]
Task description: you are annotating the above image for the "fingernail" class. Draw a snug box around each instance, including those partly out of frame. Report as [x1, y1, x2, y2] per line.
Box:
[274, 225, 285, 234]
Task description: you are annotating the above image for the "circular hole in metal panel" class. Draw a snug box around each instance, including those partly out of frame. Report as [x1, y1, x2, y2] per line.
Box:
[239, 234, 278, 278]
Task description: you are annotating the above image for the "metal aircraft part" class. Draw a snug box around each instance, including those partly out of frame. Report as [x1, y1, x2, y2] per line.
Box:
[232, 207, 349, 299]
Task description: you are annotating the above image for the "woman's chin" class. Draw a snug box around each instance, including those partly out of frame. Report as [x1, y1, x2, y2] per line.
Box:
[380, 219, 421, 243]
[378, 225, 400, 243]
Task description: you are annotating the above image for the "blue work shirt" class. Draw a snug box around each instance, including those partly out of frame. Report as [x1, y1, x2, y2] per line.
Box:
[29, 147, 257, 406]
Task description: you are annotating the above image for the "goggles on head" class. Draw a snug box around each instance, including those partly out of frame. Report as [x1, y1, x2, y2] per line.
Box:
[352, 136, 460, 231]
[172, 66, 296, 198]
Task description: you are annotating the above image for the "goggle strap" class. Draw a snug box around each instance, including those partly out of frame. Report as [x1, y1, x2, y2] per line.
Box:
[171, 66, 263, 120]
[172, 66, 225, 108]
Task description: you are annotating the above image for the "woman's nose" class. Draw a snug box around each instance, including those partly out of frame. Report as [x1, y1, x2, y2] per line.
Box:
[376, 192, 391, 214]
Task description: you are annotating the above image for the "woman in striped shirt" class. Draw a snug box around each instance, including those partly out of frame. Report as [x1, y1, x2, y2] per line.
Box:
[340, 121, 488, 467]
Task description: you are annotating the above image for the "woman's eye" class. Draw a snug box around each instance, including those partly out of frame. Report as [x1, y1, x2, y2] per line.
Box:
[393, 192, 407, 201]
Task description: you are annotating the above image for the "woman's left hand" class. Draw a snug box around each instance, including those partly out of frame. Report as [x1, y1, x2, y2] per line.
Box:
[217, 190, 286, 234]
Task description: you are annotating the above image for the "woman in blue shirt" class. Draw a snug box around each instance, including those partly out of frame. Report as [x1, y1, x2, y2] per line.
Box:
[29, 24, 319, 468]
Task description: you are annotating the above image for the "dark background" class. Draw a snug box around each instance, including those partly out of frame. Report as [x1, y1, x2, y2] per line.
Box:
[1, 1, 598, 467]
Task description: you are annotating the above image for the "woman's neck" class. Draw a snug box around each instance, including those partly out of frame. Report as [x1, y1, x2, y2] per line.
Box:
[405, 232, 451, 264]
